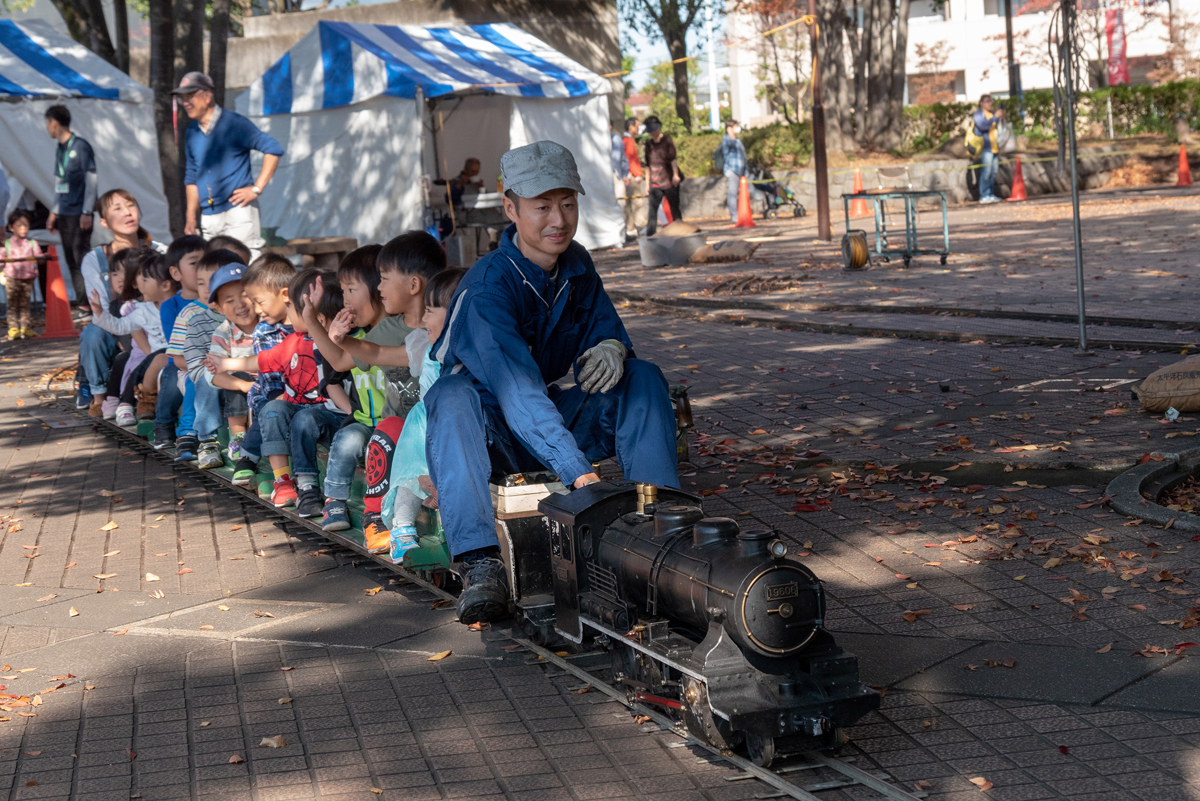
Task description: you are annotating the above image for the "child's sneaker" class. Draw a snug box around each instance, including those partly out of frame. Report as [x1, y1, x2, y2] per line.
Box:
[135, 388, 157, 420]
[362, 512, 389, 553]
[197, 439, 223, 469]
[296, 485, 322, 518]
[101, 397, 119, 420]
[321, 499, 351, 531]
[7, 328, 18, 340]
[114, 403, 136, 427]
[76, 383, 91, 410]
[152, 424, 175, 451]
[19, 328, 35, 340]
[227, 432, 246, 462]
[231, 457, 256, 485]
[389, 526, 419, 563]
[174, 434, 199, 462]
[272, 476, 297, 507]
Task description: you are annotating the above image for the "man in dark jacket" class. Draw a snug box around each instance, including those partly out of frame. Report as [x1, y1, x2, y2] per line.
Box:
[427, 140, 680, 625]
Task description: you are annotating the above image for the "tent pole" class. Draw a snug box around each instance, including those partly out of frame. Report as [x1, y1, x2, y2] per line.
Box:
[438, 109, 456, 233]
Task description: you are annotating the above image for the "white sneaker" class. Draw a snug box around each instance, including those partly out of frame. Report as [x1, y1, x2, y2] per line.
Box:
[115, 404, 136, 427]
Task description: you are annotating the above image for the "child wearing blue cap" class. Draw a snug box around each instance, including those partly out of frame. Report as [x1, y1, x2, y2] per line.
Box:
[205, 260, 259, 465]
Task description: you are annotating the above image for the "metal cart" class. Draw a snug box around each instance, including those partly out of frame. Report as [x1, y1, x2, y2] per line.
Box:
[841, 189, 949, 268]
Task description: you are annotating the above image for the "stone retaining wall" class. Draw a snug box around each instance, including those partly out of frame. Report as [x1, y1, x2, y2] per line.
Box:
[674, 145, 1129, 221]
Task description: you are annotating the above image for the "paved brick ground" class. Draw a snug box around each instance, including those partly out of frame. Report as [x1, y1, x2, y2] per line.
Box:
[3, 220, 1200, 801]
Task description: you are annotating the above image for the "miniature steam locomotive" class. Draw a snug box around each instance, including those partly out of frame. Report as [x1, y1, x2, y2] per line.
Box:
[493, 478, 879, 767]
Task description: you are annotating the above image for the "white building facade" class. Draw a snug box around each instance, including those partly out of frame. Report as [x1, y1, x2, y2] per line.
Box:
[726, 0, 1187, 127]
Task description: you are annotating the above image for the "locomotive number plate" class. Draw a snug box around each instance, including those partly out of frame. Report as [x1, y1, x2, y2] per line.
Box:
[766, 582, 799, 600]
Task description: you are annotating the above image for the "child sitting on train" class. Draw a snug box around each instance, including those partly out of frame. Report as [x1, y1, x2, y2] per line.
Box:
[94, 249, 147, 422]
[87, 250, 178, 427]
[303, 231, 444, 546]
[150, 235, 205, 449]
[206, 268, 347, 508]
[380, 267, 466, 562]
[200, 261, 259, 467]
[227, 254, 296, 489]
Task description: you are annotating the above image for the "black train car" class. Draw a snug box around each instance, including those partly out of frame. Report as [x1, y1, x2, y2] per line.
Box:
[502, 479, 879, 767]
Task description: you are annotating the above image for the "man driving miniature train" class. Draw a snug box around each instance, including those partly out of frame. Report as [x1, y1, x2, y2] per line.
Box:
[427, 140, 681, 626]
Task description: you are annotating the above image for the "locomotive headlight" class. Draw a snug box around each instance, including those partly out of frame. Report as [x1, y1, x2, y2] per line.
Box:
[769, 539, 787, 559]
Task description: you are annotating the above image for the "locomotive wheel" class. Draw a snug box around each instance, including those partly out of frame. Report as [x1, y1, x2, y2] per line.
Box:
[841, 231, 869, 270]
[746, 732, 776, 768]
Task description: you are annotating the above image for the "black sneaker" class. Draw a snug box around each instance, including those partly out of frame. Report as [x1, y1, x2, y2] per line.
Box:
[174, 434, 199, 462]
[296, 485, 323, 518]
[456, 555, 510, 625]
[231, 457, 257, 485]
[151, 424, 175, 451]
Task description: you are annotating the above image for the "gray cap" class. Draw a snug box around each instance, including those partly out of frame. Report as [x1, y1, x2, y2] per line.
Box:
[500, 141, 586, 198]
[172, 72, 215, 94]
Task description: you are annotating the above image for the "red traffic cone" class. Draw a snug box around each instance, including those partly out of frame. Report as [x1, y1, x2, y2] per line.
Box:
[734, 176, 756, 228]
[1006, 156, 1028, 201]
[661, 196, 675, 224]
[40, 246, 78, 340]
[1178, 144, 1192, 187]
[849, 168, 869, 217]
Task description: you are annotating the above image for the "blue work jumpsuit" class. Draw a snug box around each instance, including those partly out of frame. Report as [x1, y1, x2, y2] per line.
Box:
[426, 225, 680, 559]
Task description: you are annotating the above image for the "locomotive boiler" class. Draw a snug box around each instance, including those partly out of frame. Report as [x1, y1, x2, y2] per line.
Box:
[497, 478, 878, 767]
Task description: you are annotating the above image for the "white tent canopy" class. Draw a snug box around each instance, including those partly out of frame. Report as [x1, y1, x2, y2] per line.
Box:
[236, 21, 622, 251]
[0, 19, 170, 244]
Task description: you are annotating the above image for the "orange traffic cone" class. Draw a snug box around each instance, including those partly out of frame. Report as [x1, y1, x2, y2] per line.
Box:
[661, 197, 675, 224]
[1178, 144, 1192, 187]
[40, 246, 78, 340]
[1006, 156, 1028, 202]
[849, 168, 869, 217]
[734, 176, 756, 228]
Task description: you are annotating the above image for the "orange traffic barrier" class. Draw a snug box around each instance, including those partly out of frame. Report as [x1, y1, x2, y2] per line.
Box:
[849, 168, 869, 217]
[1007, 156, 1028, 201]
[1178, 144, 1192, 187]
[734, 176, 756, 228]
[40, 246, 78, 340]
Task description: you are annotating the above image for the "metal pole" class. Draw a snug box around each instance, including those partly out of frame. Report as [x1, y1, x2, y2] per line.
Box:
[707, 4, 720, 131]
[1062, 9, 1090, 355]
[807, 0, 830, 241]
[1005, 0, 1018, 98]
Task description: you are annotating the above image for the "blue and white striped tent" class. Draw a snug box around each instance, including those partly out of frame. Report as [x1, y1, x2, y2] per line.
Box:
[0, 19, 169, 244]
[240, 21, 611, 117]
[236, 21, 621, 251]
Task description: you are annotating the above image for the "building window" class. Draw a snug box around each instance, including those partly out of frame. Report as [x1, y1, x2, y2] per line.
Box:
[910, 0, 948, 19]
[984, 0, 1027, 15]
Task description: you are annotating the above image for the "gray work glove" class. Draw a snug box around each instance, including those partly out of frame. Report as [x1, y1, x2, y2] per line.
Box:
[577, 339, 627, 394]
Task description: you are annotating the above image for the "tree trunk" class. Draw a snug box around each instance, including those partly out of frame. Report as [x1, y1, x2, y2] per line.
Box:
[884, 0, 911, 148]
[209, 0, 231, 106]
[818, 0, 852, 151]
[867, 0, 894, 145]
[80, 0, 118, 66]
[664, 30, 693, 132]
[174, 0, 206, 83]
[46, 0, 88, 49]
[150, 0, 185, 237]
[113, 0, 129, 74]
[850, 0, 873, 146]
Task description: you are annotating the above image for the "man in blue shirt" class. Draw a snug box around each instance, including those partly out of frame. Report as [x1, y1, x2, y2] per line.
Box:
[174, 72, 284, 259]
[44, 105, 97, 308]
[973, 95, 1005, 204]
[426, 141, 680, 626]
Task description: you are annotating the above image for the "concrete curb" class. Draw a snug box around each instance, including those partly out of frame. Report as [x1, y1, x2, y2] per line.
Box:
[1106, 447, 1200, 531]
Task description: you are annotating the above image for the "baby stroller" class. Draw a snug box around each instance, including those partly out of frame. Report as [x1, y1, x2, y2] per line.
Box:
[749, 170, 806, 219]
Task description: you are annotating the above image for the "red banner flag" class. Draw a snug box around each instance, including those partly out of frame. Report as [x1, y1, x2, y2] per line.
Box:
[1106, 9, 1130, 86]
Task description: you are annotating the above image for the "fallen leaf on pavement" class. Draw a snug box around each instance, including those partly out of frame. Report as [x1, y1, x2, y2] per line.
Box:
[218, 605, 230, 612]
[35, 595, 56, 602]
[427, 650, 452, 661]
[1097, 643, 1113, 653]
[902, 609, 932, 623]
[92, 574, 116, 580]
[953, 604, 975, 611]
[1059, 745, 1070, 755]
[252, 611, 275, 618]
[145, 573, 160, 582]
[68, 607, 78, 617]
[259, 736, 287, 748]
[103, 550, 119, 557]
[176, 568, 192, 575]
[280, 666, 293, 671]
[278, 697, 292, 704]
[112, 629, 127, 637]
[99, 522, 118, 531]
[198, 625, 214, 631]
[153, 515, 166, 521]
[364, 586, 383, 596]
[228, 754, 244, 764]
[969, 776, 993, 791]
[431, 599, 451, 610]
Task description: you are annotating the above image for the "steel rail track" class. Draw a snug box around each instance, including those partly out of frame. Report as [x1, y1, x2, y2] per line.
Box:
[79, 406, 923, 801]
